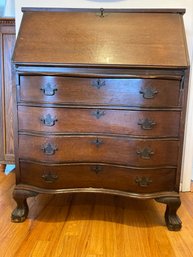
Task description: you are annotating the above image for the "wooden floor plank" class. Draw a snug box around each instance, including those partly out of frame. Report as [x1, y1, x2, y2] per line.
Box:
[1, 172, 193, 257]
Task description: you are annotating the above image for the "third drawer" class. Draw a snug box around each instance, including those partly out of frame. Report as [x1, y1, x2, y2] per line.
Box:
[19, 135, 179, 166]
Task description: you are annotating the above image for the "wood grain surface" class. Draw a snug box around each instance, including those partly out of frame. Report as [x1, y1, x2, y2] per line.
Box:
[0, 18, 15, 166]
[19, 76, 181, 107]
[13, 10, 189, 68]
[18, 135, 179, 166]
[18, 106, 180, 137]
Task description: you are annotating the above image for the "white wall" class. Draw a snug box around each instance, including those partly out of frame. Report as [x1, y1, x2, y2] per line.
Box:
[0, 0, 5, 15]
[14, 0, 193, 191]
[3, 0, 14, 16]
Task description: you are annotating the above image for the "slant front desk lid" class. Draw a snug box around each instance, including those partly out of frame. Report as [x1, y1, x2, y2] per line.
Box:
[13, 8, 189, 68]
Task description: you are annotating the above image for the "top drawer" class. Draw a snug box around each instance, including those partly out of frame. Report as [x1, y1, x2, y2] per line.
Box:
[18, 75, 181, 107]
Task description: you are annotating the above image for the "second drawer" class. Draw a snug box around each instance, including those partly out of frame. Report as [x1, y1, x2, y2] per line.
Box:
[18, 106, 180, 137]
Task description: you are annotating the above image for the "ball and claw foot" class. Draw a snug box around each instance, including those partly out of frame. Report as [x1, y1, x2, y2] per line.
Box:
[11, 189, 38, 223]
[165, 206, 182, 231]
[11, 206, 29, 223]
[155, 196, 182, 231]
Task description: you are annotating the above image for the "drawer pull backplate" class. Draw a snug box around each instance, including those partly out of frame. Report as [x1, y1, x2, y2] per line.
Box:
[40, 114, 58, 126]
[140, 87, 158, 99]
[136, 147, 154, 159]
[41, 172, 58, 183]
[138, 118, 156, 130]
[135, 176, 153, 187]
[40, 83, 57, 96]
[41, 143, 58, 155]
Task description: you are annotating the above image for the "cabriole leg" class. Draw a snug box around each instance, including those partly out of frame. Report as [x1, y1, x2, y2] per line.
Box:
[155, 196, 182, 231]
[11, 189, 38, 223]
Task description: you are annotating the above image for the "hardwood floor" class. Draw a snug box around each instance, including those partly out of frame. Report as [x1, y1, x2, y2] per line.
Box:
[0, 171, 193, 257]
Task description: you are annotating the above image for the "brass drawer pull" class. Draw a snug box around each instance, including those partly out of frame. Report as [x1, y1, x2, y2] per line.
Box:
[91, 165, 103, 174]
[92, 109, 105, 119]
[40, 114, 58, 126]
[135, 176, 152, 187]
[41, 172, 58, 183]
[41, 143, 58, 155]
[40, 83, 57, 96]
[140, 87, 158, 99]
[91, 138, 103, 147]
[138, 118, 156, 130]
[136, 147, 154, 159]
[92, 79, 106, 89]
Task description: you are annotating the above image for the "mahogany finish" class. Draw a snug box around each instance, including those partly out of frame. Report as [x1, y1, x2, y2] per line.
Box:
[12, 9, 190, 231]
[18, 106, 180, 137]
[13, 9, 188, 67]
[19, 76, 181, 107]
[19, 135, 178, 166]
[19, 162, 176, 193]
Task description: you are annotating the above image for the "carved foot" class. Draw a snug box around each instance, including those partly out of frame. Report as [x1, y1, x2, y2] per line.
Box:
[155, 196, 182, 231]
[12, 205, 28, 223]
[11, 189, 38, 223]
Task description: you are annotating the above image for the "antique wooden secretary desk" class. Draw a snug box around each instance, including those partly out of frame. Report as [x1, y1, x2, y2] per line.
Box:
[12, 8, 190, 231]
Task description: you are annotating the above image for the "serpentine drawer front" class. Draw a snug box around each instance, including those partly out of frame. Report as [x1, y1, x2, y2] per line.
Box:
[18, 106, 180, 137]
[19, 162, 176, 193]
[12, 8, 190, 231]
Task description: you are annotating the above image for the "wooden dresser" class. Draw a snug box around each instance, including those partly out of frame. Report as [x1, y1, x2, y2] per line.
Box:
[12, 8, 189, 231]
[0, 18, 15, 172]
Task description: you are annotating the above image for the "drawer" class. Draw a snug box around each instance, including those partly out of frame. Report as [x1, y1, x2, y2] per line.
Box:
[19, 76, 181, 107]
[19, 162, 176, 193]
[18, 106, 180, 137]
[19, 135, 178, 166]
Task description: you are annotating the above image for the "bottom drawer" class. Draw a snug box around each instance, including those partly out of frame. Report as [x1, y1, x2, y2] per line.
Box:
[19, 162, 176, 193]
